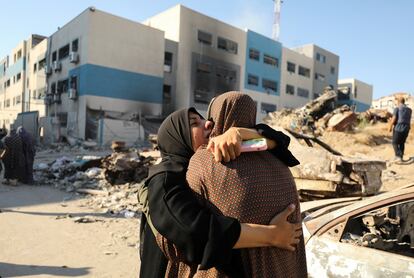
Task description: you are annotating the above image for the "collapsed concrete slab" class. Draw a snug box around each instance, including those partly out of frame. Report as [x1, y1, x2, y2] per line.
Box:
[272, 128, 386, 200]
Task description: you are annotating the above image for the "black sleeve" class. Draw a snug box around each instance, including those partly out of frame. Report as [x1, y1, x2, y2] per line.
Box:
[255, 123, 300, 167]
[147, 172, 241, 270]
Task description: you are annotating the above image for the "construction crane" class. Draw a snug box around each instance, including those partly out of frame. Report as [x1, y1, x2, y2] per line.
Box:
[272, 0, 282, 41]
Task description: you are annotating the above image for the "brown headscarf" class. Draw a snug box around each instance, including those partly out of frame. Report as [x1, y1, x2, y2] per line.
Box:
[208, 92, 256, 138]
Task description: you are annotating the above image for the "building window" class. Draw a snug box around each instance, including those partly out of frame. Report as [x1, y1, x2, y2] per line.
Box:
[17, 50, 22, 60]
[27, 78, 29, 87]
[354, 86, 358, 98]
[5, 79, 10, 87]
[164, 52, 173, 72]
[263, 54, 278, 67]
[315, 73, 325, 81]
[32, 90, 37, 99]
[216, 66, 237, 93]
[194, 90, 210, 104]
[287, 61, 296, 73]
[5, 99, 10, 108]
[297, 87, 309, 98]
[57, 79, 69, 93]
[286, 84, 295, 95]
[196, 62, 212, 73]
[330, 66, 335, 75]
[262, 78, 277, 93]
[249, 48, 260, 61]
[33, 63, 37, 72]
[51, 82, 56, 94]
[298, 66, 310, 78]
[72, 39, 79, 52]
[52, 51, 57, 62]
[247, 74, 259, 86]
[70, 76, 77, 90]
[313, 93, 319, 99]
[316, 52, 326, 63]
[16, 73, 21, 82]
[59, 44, 70, 60]
[163, 85, 172, 104]
[217, 37, 238, 54]
[198, 30, 212, 45]
[38, 58, 46, 70]
[16, 95, 21, 105]
[261, 102, 277, 114]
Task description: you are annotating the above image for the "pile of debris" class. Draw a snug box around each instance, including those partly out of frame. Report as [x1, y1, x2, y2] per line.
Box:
[270, 128, 387, 201]
[34, 144, 159, 215]
[264, 88, 390, 135]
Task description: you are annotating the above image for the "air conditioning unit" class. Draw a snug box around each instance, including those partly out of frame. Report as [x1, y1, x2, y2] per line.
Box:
[69, 52, 79, 63]
[45, 65, 52, 75]
[53, 61, 61, 72]
[68, 88, 77, 100]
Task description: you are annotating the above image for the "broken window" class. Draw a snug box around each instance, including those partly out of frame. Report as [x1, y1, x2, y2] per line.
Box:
[287, 61, 296, 73]
[164, 52, 173, 72]
[340, 200, 414, 257]
[197, 62, 212, 73]
[262, 78, 277, 93]
[263, 54, 278, 67]
[51, 82, 56, 94]
[248, 74, 259, 86]
[198, 30, 212, 45]
[217, 37, 238, 54]
[249, 48, 260, 61]
[315, 73, 325, 81]
[298, 66, 310, 78]
[59, 44, 70, 60]
[286, 84, 295, 95]
[261, 102, 277, 114]
[194, 89, 210, 104]
[38, 58, 46, 70]
[57, 79, 69, 93]
[72, 39, 79, 52]
[163, 84, 171, 104]
[297, 87, 309, 98]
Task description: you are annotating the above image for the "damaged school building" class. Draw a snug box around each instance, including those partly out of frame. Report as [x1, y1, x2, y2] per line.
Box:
[0, 5, 373, 146]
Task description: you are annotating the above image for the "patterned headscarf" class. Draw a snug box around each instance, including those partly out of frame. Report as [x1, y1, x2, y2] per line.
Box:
[209, 91, 256, 138]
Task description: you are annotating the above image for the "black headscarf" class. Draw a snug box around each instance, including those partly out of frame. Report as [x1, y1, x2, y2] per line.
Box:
[147, 107, 203, 179]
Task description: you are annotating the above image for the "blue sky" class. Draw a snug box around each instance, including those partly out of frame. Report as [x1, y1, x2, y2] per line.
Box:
[2, 0, 413, 99]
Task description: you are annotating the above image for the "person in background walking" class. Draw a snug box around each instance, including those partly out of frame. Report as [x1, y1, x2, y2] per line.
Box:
[389, 96, 412, 162]
[1, 128, 25, 186]
[17, 126, 36, 184]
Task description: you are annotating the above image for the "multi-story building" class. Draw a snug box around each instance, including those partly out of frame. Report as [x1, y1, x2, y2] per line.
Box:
[44, 7, 165, 142]
[337, 78, 373, 112]
[371, 92, 413, 113]
[293, 44, 339, 99]
[0, 34, 47, 129]
[144, 5, 281, 122]
[280, 47, 313, 109]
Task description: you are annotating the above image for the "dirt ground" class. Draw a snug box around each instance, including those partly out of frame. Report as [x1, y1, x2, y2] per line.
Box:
[319, 122, 414, 191]
[0, 122, 412, 277]
[0, 184, 140, 277]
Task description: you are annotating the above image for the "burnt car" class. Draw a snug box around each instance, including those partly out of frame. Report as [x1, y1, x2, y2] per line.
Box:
[301, 185, 414, 277]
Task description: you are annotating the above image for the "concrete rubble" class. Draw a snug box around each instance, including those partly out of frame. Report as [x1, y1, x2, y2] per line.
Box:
[34, 143, 159, 216]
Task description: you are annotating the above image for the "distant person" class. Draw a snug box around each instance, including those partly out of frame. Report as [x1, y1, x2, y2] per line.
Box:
[2, 128, 25, 185]
[17, 126, 36, 184]
[389, 96, 412, 161]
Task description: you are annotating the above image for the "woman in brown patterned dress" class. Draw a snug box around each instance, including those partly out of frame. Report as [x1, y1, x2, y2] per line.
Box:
[167, 92, 307, 277]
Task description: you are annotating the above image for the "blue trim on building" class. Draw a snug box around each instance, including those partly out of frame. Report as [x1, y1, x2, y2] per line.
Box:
[337, 99, 370, 112]
[244, 30, 282, 95]
[68, 64, 163, 103]
[4, 57, 26, 78]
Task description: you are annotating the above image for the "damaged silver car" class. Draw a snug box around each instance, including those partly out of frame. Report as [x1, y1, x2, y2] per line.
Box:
[301, 185, 414, 277]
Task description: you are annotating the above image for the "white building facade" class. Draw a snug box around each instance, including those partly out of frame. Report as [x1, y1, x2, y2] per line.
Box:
[0, 34, 47, 130]
[338, 78, 373, 112]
